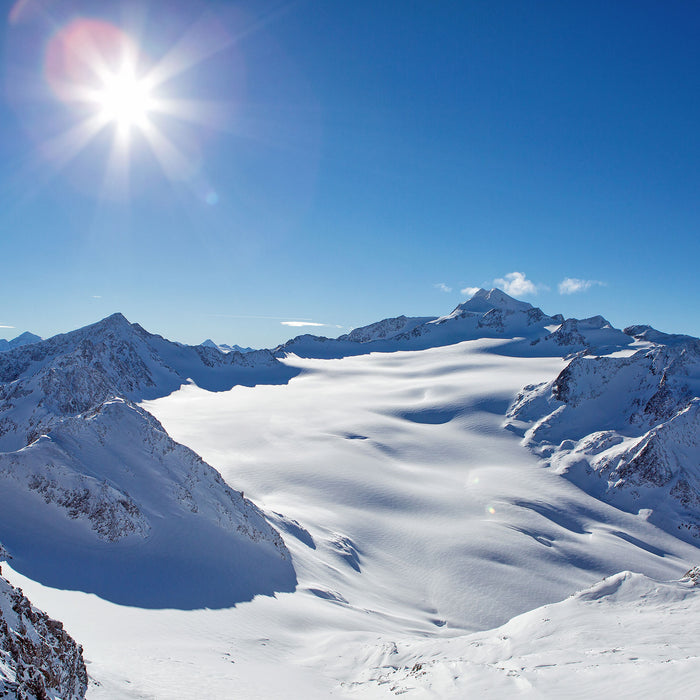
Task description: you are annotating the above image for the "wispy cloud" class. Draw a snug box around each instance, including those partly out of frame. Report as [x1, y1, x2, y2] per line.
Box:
[558, 278, 605, 295]
[494, 271, 538, 297]
[213, 314, 314, 321]
[460, 286, 481, 297]
[434, 282, 452, 293]
[91, 295, 102, 299]
[280, 321, 327, 327]
[0, 325, 14, 329]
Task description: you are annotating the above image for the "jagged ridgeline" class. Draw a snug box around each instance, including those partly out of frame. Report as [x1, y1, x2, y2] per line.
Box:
[273, 287, 631, 358]
[0, 313, 298, 609]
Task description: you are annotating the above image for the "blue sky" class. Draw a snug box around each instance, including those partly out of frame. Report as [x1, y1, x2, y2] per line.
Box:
[1, 0, 698, 347]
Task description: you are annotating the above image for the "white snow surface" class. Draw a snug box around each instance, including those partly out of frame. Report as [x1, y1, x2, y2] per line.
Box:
[4, 335, 699, 698]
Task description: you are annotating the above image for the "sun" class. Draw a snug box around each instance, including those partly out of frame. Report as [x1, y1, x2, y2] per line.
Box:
[45, 19, 156, 135]
[36, 15, 236, 199]
[93, 65, 154, 131]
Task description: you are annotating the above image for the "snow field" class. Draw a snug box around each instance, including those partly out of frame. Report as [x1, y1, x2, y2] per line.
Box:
[6, 338, 700, 697]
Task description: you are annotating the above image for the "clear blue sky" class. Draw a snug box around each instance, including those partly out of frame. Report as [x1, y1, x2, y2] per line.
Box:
[1, 0, 698, 347]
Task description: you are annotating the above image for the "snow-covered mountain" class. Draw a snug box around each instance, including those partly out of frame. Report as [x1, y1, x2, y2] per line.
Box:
[0, 312, 296, 452]
[0, 564, 86, 699]
[0, 332, 42, 353]
[274, 287, 631, 358]
[200, 339, 256, 354]
[1, 291, 699, 697]
[508, 333, 700, 539]
[0, 313, 296, 609]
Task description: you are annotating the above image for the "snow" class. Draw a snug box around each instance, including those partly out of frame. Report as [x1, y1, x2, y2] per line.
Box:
[1, 293, 700, 698]
[0, 396, 293, 610]
[0, 331, 42, 353]
[201, 339, 256, 353]
[3, 335, 697, 697]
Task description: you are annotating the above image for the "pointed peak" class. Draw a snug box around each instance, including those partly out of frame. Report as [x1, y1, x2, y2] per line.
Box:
[103, 312, 130, 324]
[86, 312, 134, 336]
[455, 287, 534, 314]
[5, 331, 42, 350]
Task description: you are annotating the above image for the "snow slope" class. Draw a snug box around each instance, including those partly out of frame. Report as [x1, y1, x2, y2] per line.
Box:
[508, 337, 700, 538]
[0, 314, 297, 610]
[1, 291, 699, 697]
[338, 569, 700, 697]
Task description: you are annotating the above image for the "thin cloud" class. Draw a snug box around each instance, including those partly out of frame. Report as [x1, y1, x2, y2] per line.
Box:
[0, 325, 15, 329]
[213, 314, 314, 321]
[280, 321, 327, 327]
[494, 271, 538, 297]
[434, 282, 452, 293]
[558, 278, 605, 295]
[460, 286, 481, 297]
[92, 295, 102, 299]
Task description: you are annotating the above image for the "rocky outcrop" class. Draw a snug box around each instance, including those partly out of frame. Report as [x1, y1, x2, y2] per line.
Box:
[0, 567, 87, 700]
[507, 339, 700, 536]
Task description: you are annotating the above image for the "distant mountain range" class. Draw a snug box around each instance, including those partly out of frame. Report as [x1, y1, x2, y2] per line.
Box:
[273, 287, 631, 358]
[200, 338, 256, 354]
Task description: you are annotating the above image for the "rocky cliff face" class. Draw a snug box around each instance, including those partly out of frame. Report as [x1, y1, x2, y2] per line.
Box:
[0, 565, 87, 700]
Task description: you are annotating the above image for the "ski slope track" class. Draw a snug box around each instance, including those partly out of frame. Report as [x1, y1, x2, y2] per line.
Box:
[0, 289, 699, 698]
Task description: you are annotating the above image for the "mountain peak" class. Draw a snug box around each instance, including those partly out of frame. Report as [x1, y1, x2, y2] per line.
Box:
[455, 287, 534, 314]
[86, 312, 135, 337]
[102, 312, 131, 326]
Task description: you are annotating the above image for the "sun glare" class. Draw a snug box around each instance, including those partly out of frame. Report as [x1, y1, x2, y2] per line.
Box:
[94, 67, 153, 131]
[33, 14, 238, 199]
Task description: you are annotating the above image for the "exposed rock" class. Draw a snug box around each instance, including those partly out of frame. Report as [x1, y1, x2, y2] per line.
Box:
[508, 339, 700, 536]
[0, 569, 87, 700]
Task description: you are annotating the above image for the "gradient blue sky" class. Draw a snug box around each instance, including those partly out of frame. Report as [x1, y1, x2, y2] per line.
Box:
[1, 0, 698, 347]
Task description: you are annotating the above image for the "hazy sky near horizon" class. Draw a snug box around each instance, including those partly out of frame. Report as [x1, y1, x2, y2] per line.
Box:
[1, 0, 698, 347]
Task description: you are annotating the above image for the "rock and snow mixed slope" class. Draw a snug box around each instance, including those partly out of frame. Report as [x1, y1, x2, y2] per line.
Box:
[275, 287, 631, 359]
[0, 314, 296, 609]
[508, 332, 700, 539]
[0, 564, 87, 700]
[0, 332, 42, 353]
[1, 289, 699, 697]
